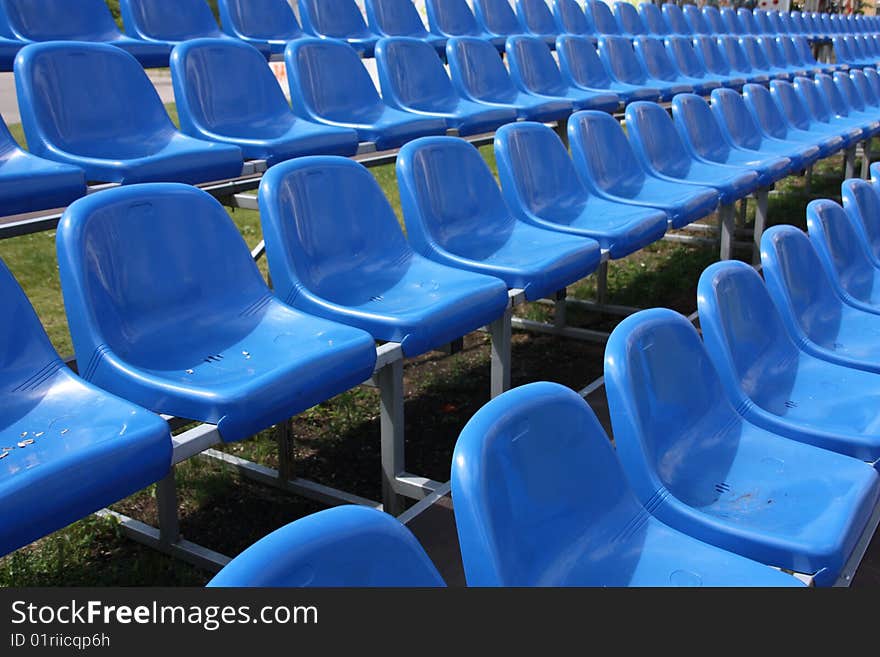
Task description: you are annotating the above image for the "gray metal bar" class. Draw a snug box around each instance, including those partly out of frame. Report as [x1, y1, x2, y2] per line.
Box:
[861, 140, 871, 180]
[719, 203, 736, 261]
[171, 423, 222, 466]
[560, 298, 641, 317]
[376, 358, 406, 515]
[845, 145, 857, 180]
[833, 495, 880, 587]
[596, 259, 609, 306]
[393, 473, 448, 500]
[156, 471, 180, 547]
[489, 306, 513, 399]
[753, 187, 770, 265]
[511, 316, 609, 343]
[276, 420, 296, 482]
[553, 288, 567, 329]
[397, 481, 452, 525]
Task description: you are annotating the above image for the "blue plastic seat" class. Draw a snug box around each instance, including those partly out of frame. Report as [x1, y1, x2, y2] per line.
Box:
[721, 7, 746, 35]
[120, 0, 270, 58]
[586, 0, 619, 36]
[761, 221, 880, 372]
[743, 82, 844, 159]
[366, 0, 447, 57]
[426, 0, 504, 50]
[258, 156, 510, 357]
[711, 87, 820, 171]
[613, 1, 647, 37]
[671, 94, 792, 188]
[703, 6, 729, 35]
[776, 35, 817, 76]
[683, 4, 711, 35]
[208, 506, 445, 587]
[661, 3, 693, 36]
[473, 0, 524, 48]
[771, 79, 861, 151]
[833, 36, 866, 68]
[396, 135, 601, 300]
[738, 7, 763, 35]
[740, 35, 790, 79]
[217, 0, 304, 56]
[808, 193, 880, 313]
[57, 183, 377, 443]
[556, 35, 661, 104]
[446, 36, 572, 122]
[376, 37, 516, 136]
[552, 0, 597, 42]
[793, 75, 867, 146]
[692, 36, 747, 90]
[0, 258, 172, 558]
[452, 381, 804, 587]
[0, 36, 20, 71]
[717, 35, 770, 84]
[598, 35, 688, 101]
[757, 35, 805, 78]
[506, 36, 619, 112]
[632, 36, 705, 94]
[0, 116, 86, 216]
[625, 102, 760, 206]
[493, 122, 668, 258]
[15, 42, 244, 185]
[638, 2, 669, 36]
[843, 174, 880, 266]
[755, 9, 775, 35]
[0, 0, 170, 67]
[664, 36, 735, 91]
[568, 110, 719, 229]
[768, 10, 787, 35]
[699, 255, 880, 466]
[170, 39, 360, 166]
[605, 306, 880, 586]
[783, 35, 834, 76]
[847, 69, 880, 116]
[515, 0, 559, 48]
[284, 38, 447, 150]
[822, 72, 880, 138]
[297, 0, 380, 57]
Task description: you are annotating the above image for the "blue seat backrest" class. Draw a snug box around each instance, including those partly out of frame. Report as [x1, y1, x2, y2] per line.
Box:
[553, 0, 594, 36]
[755, 9, 774, 35]
[777, 36, 804, 66]
[634, 36, 679, 82]
[426, 0, 481, 36]
[671, 93, 732, 163]
[121, 0, 222, 40]
[450, 381, 642, 587]
[447, 36, 518, 100]
[517, 0, 557, 36]
[739, 35, 772, 71]
[793, 75, 833, 123]
[817, 72, 854, 116]
[568, 109, 646, 198]
[557, 34, 613, 89]
[760, 224, 844, 344]
[710, 87, 764, 151]
[598, 35, 647, 84]
[791, 11, 808, 35]
[15, 42, 176, 160]
[697, 259, 800, 401]
[841, 177, 880, 262]
[0, 0, 122, 41]
[737, 7, 761, 35]
[665, 35, 704, 77]
[0, 257, 60, 390]
[587, 0, 619, 36]
[662, 3, 691, 35]
[757, 35, 787, 68]
[793, 36, 816, 63]
[850, 69, 879, 107]
[219, 0, 303, 40]
[613, 1, 646, 36]
[604, 307, 744, 507]
[683, 4, 710, 34]
[507, 36, 566, 95]
[807, 197, 878, 303]
[171, 39, 292, 136]
[376, 37, 458, 109]
[286, 39, 384, 122]
[718, 35, 752, 72]
[298, 0, 373, 38]
[494, 121, 589, 223]
[475, 0, 521, 36]
[258, 156, 414, 305]
[742, 82, 790, 140]
[366, 0, 430, 37]
[770, 79, 813, 132]
[397, 135, 515, 257]
[639, 2, 668, 35]
[833, 70, 866, 112]
[694, 36, 732, 75]
[703, 6, 727, 34]
[208, 506, 445, 587]
[770, 10, 787, 34]
[625, 101, 694, 180]
[56, 183, 270, 367]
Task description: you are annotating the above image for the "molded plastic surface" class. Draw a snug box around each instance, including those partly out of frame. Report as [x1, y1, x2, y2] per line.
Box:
[397, 135, 601, 300]
[843, 172, 880, 267]
[553, 0, 596, 38]
[633, 36, 709, 95]
[770, 79, 857, 150]
[663, 36, 730, 90]
[0, 258, 172, 557]
[639, 2, 669, 35]
[15, 42, 244, 185]
[598, 35, 686, 101]
[208, 506, 445, 587]
[792, 75, 866, 145]
[451, 381, 804, 587]
[56, 183, 378, 443]
[426, 0, 503, 49]
[258, 156, 510, 357]
[586, 0, 619, 36]
[693, 36, 747, 89]
[284, 38, 447, 150]
[717, 35, 770, 84]
[297, 0, 379, 56]
[698, 257, 880, 464]
[0, 0, 170, 67]
[218, 0, 304, 55]
[515, 0, 559, 47]
[0, 116, 86, 216]
[613, 1, 647, 37]
[446, 36, 572, 121]
[376, 37, 516, 135]
[474, 0, 523, 45]
[493, 122, 667, 258]
[568, 109, 719, 229]
[606, 305, 879, 586]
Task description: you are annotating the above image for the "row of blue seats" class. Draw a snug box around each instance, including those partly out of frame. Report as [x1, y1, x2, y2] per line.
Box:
[2, 34, 872, 218]
[5, 94, 880, 564]
[211, 181, 880, 586]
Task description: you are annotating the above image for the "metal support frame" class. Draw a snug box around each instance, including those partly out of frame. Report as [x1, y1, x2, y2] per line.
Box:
[376, 355, 406, 516]
[845, 145, 857, 180]
[718, 203, 737, 261]
[860, 140, 871, 180]
[753, 187, 770, 265]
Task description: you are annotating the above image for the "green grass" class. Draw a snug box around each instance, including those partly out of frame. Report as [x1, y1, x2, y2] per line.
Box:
[0, 107, 861, 586]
